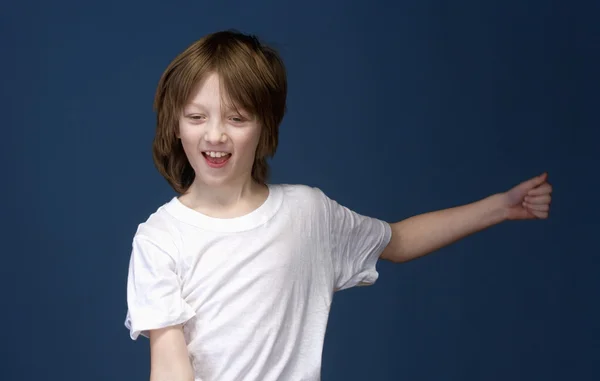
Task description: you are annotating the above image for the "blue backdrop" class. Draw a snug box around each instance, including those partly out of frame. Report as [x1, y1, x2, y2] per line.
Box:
[2, 0, 598, 380]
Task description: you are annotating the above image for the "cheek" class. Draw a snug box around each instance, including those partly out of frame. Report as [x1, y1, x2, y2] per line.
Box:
[236, 131, 261, 158]
[178, 126, 203, 158]
[179, 124, 201, 143]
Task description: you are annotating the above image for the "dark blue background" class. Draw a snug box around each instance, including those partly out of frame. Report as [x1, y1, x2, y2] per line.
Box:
[2, 0, 598, 380]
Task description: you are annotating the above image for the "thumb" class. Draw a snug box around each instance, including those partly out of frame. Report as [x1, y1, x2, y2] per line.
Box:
[521, 172, 548, 190]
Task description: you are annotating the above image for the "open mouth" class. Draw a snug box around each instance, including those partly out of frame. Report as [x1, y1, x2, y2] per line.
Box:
[202, 151, 232, 168]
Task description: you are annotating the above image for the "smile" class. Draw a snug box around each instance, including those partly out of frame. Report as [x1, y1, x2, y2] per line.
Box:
[202, 151, 232, 168]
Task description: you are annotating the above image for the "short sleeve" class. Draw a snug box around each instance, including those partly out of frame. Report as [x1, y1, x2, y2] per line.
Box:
[124, 234, 195, 340]
[320, 190, 392, 292]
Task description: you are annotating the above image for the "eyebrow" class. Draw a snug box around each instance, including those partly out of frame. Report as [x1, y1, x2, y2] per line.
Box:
[185, 103, 206, 110]
[184, 103, 249, 115]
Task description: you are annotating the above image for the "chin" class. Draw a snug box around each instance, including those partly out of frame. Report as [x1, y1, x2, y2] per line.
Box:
[194, 173, 231, 187]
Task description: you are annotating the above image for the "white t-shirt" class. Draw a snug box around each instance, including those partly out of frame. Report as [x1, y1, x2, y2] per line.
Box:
[125, 184, 391, 381]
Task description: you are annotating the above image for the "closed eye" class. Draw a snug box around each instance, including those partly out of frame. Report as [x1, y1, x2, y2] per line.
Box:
[186, 114, 206, 122]
[229, 116, 246, 123]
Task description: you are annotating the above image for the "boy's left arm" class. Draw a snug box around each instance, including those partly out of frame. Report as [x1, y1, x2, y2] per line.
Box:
[380, 172, 553, 263]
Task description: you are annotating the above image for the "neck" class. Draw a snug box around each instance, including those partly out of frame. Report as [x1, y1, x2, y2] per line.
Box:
[180, 176, 269, 218]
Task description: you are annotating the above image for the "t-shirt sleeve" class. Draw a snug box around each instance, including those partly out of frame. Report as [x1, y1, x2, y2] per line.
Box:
[319, 189, 392, 292]
[124, 233, 195, 340]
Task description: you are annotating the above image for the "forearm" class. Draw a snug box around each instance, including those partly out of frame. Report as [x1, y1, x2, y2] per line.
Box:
[150, 364, 194, 381]
[149, 326, 195, 381]
[384, 193, 508, 262]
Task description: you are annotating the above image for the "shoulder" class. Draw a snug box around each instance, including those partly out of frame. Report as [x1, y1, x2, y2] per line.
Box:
[132, 199, 182, 255]
[270, 184, 336, 226]
[273, 183, 329, 206]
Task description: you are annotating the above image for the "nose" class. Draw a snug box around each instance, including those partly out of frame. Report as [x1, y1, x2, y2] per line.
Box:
[204, 118, 228, 144]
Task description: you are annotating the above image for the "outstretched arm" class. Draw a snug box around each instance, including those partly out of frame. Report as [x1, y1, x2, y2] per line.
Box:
[380, 172, 552, 263]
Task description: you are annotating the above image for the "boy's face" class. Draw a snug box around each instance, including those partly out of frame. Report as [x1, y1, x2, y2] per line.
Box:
[178, 72, 261, 188]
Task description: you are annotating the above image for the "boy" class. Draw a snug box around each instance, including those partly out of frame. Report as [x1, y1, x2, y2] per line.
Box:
[125, 30, 552, 381]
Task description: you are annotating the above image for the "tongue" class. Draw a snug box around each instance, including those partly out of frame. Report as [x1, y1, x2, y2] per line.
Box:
[207, 154, 229, 164]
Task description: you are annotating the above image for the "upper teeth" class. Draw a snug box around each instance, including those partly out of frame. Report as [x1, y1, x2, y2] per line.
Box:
[205, 151, 229, 158]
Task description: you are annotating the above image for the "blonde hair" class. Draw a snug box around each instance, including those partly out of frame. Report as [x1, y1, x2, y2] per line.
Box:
[152, 30, 287, 194]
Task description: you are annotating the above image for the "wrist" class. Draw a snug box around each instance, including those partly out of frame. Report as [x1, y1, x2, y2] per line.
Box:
[484, 193, 510, 224]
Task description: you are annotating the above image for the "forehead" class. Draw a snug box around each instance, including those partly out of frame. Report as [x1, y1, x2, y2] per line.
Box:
[187, 72, 222, 106]
[186, 72, 245, 113]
